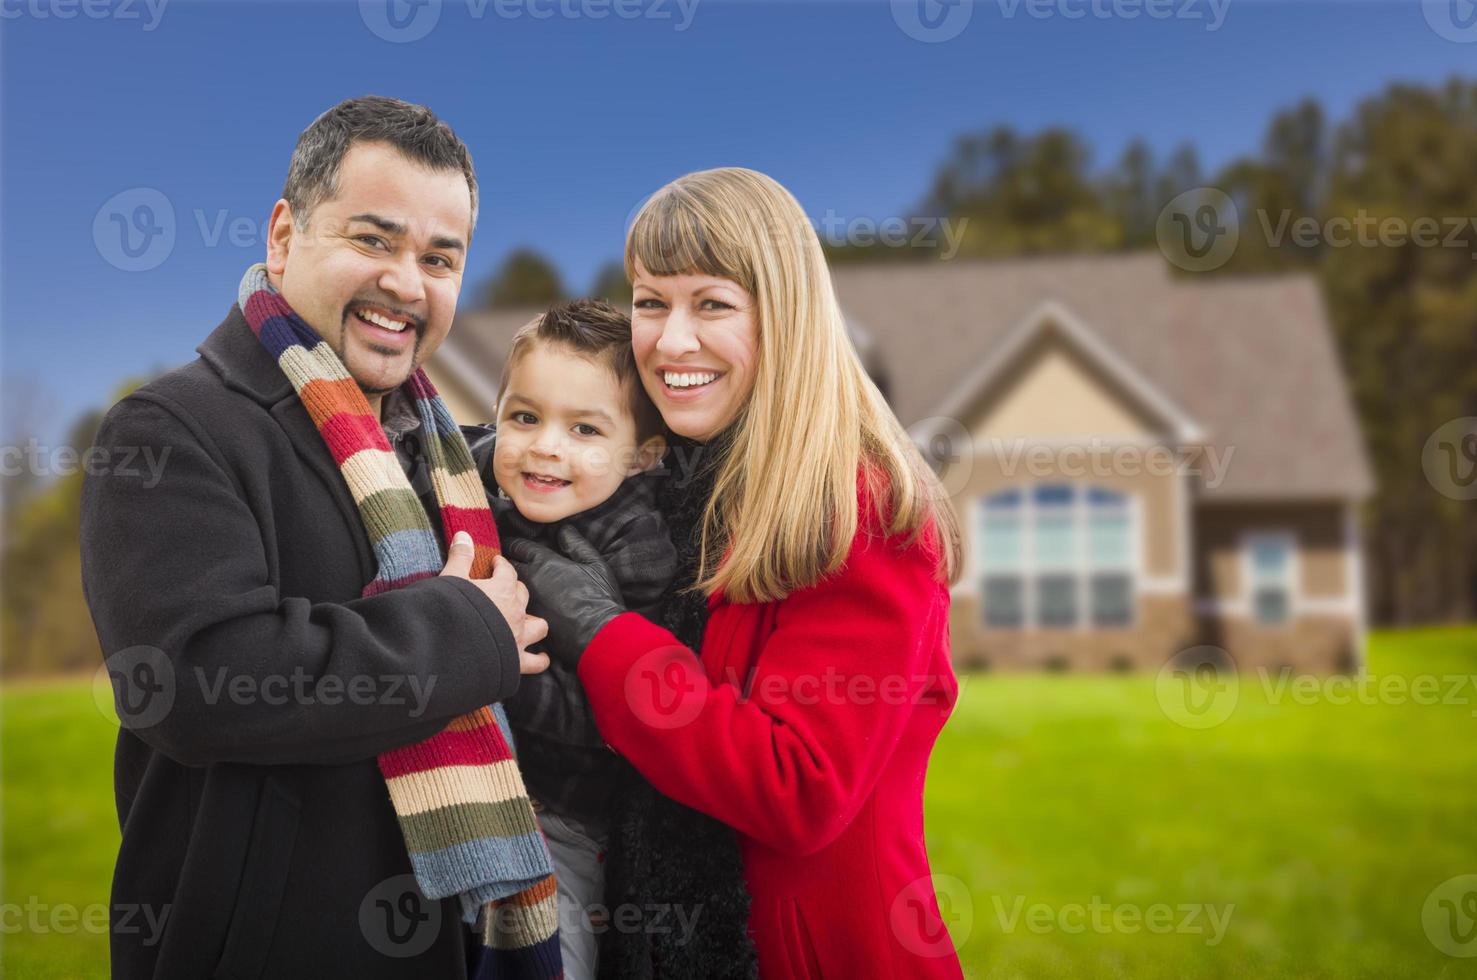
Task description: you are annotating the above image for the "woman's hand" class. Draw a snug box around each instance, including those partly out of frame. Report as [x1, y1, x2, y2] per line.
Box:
[503, 526, 626, 670]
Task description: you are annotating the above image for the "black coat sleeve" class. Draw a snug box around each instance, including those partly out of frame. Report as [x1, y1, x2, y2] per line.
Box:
[80, 394, 522, 768]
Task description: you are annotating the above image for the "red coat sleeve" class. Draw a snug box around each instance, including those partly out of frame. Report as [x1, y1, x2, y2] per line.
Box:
[577, 513, 954, 857]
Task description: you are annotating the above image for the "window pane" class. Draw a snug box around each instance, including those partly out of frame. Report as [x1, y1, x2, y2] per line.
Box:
[981, 513, 1022, 569]
[1037, 574, 1077, 628]
[1087, 511, 1130, 569]
[1250, 537, 1289, 578]
[1034, 484, 1074, 506]
[1091, 573, 1133, 627]
[986, 488, 1023, 509]
[1254, 587, 1289, 626]
[1034, 511, 1075, 567]
[983, 576, 1024, 628]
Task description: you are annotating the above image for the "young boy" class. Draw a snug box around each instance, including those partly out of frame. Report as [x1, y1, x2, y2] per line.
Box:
[462, 299, 673, 980]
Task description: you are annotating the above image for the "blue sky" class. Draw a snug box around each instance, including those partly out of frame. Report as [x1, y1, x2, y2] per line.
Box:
[2, 0, 1473, 440]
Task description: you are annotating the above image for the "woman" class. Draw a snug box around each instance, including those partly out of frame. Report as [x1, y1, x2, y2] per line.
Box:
[507, 168, 965, 979]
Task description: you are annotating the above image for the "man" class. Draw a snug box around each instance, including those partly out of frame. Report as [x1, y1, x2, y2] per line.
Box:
[81, 96, 550, 979]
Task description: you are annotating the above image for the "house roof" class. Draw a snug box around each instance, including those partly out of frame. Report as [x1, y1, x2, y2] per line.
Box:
[434, 252, 1374, 502]
[432, 306, 541, 412]
[829, 252, 1374, 501]
[912, 297, 1208, 446]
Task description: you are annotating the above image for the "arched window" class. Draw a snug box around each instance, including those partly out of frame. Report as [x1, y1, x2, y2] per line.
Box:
[976, 484, 1135, 629]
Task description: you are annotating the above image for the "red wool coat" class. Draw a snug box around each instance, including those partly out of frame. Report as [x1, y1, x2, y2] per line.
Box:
[578, 492, 965, 979]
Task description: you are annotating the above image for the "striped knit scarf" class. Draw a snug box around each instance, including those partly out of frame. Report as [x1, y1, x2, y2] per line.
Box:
[237, 264, 561, 978]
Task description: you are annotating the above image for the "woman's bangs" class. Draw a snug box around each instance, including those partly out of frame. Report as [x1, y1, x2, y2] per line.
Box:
[626, 191, 746, 285]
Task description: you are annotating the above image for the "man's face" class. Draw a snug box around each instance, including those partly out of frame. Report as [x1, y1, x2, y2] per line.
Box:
[266, 141, 472, 398]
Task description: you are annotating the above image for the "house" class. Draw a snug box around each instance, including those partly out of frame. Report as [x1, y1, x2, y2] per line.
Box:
[428, 252, 1374, 674]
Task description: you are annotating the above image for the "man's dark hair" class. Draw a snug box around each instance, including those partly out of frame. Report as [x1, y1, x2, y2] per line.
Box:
[282, 95, 478, 234]
[499, 299, 665, 443]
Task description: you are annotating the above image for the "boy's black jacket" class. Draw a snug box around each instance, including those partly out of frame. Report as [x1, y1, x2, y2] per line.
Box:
[466, 425, 758, 978]
[462, 424, 677, 825]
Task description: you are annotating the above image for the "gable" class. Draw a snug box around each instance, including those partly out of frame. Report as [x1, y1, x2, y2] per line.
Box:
[969, 335, 1163, 442]
[830, 255, 1373, 500]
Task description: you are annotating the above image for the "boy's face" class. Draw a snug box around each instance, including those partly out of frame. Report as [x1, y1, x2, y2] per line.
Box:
[494, 343, 665, 524]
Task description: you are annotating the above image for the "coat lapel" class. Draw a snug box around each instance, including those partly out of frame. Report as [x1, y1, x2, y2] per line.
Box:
[198, 305, 376, 584]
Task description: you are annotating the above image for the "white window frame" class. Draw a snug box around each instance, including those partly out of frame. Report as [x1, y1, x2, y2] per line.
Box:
[973, 483, 1139, 631]
[1242, 530, 1298, 628]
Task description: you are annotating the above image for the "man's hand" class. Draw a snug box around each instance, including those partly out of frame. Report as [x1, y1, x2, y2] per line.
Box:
[440, 532, 550, 674]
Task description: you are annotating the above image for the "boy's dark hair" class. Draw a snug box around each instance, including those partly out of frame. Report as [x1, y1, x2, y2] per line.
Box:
[498, 299, 665, 443]
[282, 95, 478, 233]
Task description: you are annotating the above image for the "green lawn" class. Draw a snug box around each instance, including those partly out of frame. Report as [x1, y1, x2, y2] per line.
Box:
[5, 628, 1477, 978]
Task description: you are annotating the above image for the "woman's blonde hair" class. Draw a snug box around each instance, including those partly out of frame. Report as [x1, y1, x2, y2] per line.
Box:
[625, 167, 962, 603]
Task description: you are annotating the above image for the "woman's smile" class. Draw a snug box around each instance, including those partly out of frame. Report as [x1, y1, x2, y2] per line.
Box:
[658, 366, 726, 401]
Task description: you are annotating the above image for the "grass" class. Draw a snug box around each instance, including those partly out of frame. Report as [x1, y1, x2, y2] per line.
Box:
[5, 628, 1477, 977]
[2, 675, 120, 979]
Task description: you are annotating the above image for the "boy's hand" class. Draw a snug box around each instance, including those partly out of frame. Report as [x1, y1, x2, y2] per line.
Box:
[503, 527, 626, 670]
[440, 532, 549, 674]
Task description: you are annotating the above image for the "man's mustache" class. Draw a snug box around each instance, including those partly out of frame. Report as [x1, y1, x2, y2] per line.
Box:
[343, 297, 428, 334]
